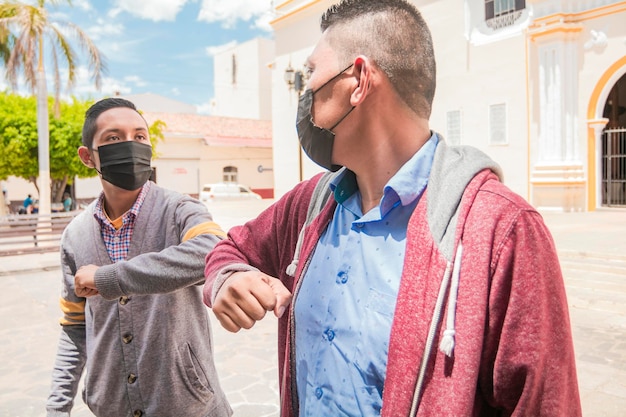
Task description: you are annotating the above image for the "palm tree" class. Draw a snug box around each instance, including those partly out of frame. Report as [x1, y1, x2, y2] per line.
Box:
[0, 0, 106, 216]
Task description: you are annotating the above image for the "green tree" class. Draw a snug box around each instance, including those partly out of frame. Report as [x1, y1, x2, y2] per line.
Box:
[0, 92, 165, 204]
[0, 0, 106, 215]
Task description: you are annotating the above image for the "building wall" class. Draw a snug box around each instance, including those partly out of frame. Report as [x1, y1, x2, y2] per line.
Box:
[272, 1, 333, 198]
[271, 0, 532, 199]
[212, 38, 274, 120]
[528, 0, 626, 211]
[198, 145, 274, 195]
[150, 134, 273, 198]
[270, 0, 626, 211]
[427, 0, 530, 200]
[3, 131, 273, 209]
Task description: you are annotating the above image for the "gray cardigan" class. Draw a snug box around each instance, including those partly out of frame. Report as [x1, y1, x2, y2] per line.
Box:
[47, 182, 232, 417]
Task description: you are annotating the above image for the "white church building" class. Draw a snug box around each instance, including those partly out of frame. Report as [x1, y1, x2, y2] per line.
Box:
[270, 0, 626, 212]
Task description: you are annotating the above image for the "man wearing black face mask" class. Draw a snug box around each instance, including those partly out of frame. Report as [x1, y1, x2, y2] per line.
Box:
[203, 1, 581, 417]
[46, 98, 232, 417]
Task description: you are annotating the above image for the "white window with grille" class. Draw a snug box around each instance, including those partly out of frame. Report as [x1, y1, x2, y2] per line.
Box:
[489, 103, 508, 145]
[484, 0, 526, 29]
[446, 110, 462, 145]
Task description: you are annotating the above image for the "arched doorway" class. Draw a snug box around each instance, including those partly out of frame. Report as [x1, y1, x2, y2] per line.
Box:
[587, 56, 626, 211]
[601, 73, 626, 207]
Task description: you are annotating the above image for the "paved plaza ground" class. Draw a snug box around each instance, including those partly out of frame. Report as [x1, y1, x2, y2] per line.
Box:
[0, 199, 624, 417]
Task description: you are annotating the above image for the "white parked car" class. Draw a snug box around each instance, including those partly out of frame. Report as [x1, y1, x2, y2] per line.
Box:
[199, 183, 262, 203]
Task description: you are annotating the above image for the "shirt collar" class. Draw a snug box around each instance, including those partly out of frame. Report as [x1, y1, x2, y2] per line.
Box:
[94, 181, 151, 226]
[329, 131, 439, 214]
[330, 169, 358, 206]
[384, 132, 439, 208]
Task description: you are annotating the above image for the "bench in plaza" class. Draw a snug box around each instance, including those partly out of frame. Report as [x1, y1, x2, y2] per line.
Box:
[0, 211, 80, 257]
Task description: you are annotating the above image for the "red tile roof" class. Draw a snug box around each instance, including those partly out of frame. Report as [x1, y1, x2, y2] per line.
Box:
[142, 112, 272, 148]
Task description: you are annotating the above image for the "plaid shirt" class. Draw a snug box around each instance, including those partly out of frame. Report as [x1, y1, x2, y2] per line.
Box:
[93, 182, 151, 263]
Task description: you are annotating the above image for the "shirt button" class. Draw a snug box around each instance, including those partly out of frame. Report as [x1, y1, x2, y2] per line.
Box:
[324, 328, 335, 341]
[336, 271, 348, 284]
[122, 333, 133, 344]
[119, 296, 130, 305]
[133, 410, 143, 417]
[128, 373, 137, 384]
[315, 387, 323, 399]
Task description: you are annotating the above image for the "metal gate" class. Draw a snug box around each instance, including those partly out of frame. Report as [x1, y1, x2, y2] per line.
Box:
[602, 128, 626, 207]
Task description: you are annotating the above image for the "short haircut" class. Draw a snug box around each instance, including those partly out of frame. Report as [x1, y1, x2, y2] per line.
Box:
[320, 0, 436, 118]
[81, 97, 145, 148]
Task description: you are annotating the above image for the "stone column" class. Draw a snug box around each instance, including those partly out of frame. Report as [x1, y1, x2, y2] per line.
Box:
[529, 23, 585, 211]
[587, 118, 609, 209]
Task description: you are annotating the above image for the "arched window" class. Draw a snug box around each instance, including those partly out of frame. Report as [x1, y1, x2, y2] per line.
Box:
[223, 166, 238, 183]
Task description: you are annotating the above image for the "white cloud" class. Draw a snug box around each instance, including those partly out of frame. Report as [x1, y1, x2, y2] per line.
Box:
[48, 1, 92, 22]
[196, 100, 213, 115]
[90, 37, 148, 66]
[98, 79, 132, 97]
[123, 75, 147, 87]
[0, 69, 14, 92]
[72, 0, 93, 12]
[170, 87, 181, 96]
[205, 40, 237, 57]
[59, 66, 134, 100]
[198, 0, 273, 30]
[85, 19, 124, 41]
[103, 0, 273, 30]
[0, 64, 133, 102]
[110, 0, 191, 22]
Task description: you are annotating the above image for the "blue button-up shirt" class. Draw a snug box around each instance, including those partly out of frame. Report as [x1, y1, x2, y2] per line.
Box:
[294, 133, 439, 416]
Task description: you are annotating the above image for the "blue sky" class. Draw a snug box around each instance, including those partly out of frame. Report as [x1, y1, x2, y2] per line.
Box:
[1, 0, 274, 113]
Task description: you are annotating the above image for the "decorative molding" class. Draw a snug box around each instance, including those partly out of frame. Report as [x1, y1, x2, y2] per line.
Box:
[529, 1, 626, 41]
[587, 117, 609, 133]
[531, 1, 626, 24]
[584, 29, 608, 50]
[527, 21, 584, 42]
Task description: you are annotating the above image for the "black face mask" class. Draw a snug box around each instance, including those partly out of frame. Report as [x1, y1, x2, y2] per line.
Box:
[94, 141, 153, 191]
[296, 64, 355, 172]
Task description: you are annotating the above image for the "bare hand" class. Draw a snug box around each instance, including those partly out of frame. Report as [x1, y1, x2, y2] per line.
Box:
[74, 264, 100, 298]
[213, 270, 292, 332]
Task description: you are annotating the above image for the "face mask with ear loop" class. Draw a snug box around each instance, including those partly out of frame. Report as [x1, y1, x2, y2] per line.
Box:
[92, 141, 153, 191]
[296, 63, 355, 172]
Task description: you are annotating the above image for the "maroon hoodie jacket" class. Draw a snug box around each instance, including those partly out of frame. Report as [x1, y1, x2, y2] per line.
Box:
[204, 141, 581, 417]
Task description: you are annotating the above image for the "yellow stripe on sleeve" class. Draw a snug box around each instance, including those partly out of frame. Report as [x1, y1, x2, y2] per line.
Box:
[59, 298, 86, 326]
[182, 221, 227, 241]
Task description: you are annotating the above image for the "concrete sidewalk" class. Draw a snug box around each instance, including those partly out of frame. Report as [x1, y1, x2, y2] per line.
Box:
[0, 203, 625, 416]
[540, 209, 626, 261]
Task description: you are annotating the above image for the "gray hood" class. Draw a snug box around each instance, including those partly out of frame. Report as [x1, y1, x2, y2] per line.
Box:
[427, 140, 502, 261]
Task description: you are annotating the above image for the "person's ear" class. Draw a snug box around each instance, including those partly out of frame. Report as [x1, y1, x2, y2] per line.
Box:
[78, 146, 95, 168]
[350, 56, 371, 106]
